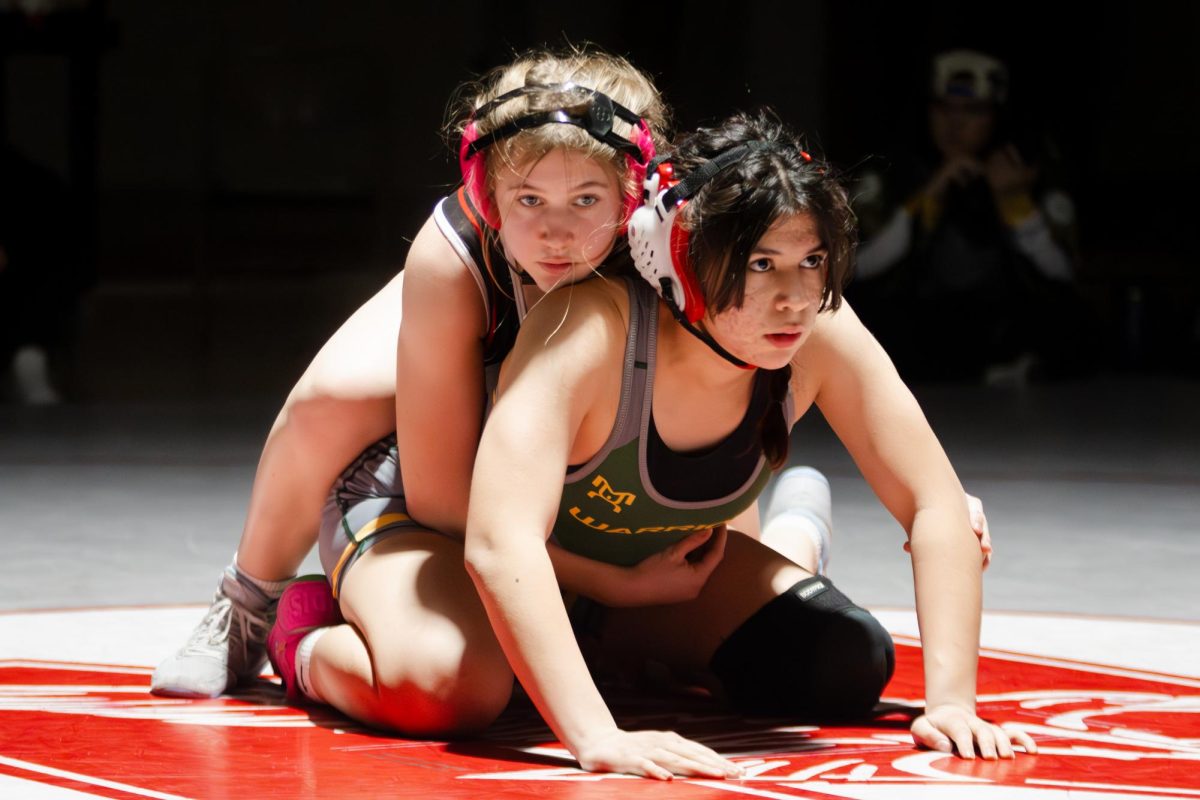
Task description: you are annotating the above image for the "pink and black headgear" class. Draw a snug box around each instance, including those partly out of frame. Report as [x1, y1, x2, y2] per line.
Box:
[458, 82, 656, 230]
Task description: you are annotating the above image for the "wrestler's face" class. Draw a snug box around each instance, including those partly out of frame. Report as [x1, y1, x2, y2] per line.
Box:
[702, 213, 827, 371]
[492, 148, 625, 293]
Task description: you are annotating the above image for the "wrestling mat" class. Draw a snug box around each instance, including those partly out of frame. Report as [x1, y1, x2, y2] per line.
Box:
[1, 607, 1196, 799]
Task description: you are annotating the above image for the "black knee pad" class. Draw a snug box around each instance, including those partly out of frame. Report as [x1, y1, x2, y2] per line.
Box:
[710, 576, 895, 719]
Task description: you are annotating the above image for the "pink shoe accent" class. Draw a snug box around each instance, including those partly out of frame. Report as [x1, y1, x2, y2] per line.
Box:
[267, 575, 342, 704]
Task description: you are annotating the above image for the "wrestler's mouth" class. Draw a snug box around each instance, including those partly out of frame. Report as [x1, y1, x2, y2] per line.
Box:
[765, 327, 804, 347]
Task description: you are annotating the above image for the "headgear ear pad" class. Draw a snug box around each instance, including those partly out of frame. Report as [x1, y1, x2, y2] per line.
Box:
[628, 142, 772, 323]
[458, 85, 656, 231]
[627, 162, 706, 323]
[620, 119, 655, 231]
[458, 120, 495, 226]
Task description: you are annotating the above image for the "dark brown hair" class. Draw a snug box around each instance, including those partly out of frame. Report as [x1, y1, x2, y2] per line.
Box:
[669, 110, 858, 468]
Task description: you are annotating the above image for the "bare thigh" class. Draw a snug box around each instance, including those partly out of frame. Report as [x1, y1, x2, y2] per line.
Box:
[334, 530, 513, 734]
[288, 269, 406, 403]
[597, 531, 811, 671]
[236, 271, 406, 578]
[268, 265, 406, 455]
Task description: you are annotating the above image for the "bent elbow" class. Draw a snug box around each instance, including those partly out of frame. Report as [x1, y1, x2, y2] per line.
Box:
[462, 525, 500, 583]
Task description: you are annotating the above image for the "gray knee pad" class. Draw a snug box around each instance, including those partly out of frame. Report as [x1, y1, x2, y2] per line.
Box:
[710, 576, 895, 719]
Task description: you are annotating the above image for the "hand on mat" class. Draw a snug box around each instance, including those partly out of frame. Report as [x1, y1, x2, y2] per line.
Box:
[904, 492, 992, 570]
[911, 703, 1038, 759]
[616, 526, 727, 606]
[575, 728, 742, 780]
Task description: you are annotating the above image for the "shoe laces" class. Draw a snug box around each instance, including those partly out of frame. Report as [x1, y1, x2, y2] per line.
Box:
[181, 590, 271, 661]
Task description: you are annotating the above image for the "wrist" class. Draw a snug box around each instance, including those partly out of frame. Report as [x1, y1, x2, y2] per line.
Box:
[547, 543, 623, 605]
[925, 697, 977, 715]
[590, 558, 649, 606]
[603, 565, 653, 607]
[566, 721, 621, 759]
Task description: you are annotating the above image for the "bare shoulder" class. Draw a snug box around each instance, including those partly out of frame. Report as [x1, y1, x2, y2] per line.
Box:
[401, 211, 487, 337]
[501, 276, 631, 390]
[789, 299, 897, 419]
[516, 277, 633, 357]
[805, 299, 879, 357]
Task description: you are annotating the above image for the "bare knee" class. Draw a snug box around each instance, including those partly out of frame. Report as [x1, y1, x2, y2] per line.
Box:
[274, 392, 367, 438]
[269, 393, 392, 458]
[370, 636, 512, 736]
[375, 677, 511, 736]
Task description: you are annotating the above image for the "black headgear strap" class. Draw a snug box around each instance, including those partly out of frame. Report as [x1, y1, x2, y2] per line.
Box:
[658, 288, 753, 369]
[659, 141, 774, 207]
[652, 141, 777, 369]
[464, 83, 648, 164]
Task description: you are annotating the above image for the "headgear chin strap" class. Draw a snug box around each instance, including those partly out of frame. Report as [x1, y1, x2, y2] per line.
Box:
[458, 83, 655, 229]
[628, 142, 776, 370]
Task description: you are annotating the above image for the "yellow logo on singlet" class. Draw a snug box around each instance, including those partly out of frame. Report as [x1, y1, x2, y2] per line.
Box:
[566, 506, 728, 535]
[586, 474, 636, 514]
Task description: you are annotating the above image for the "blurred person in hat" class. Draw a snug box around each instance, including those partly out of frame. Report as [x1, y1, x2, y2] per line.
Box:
[851, 49, 1088, 383]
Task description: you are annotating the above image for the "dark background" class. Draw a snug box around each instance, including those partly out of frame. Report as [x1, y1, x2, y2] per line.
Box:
[3, 0, 1197, 403]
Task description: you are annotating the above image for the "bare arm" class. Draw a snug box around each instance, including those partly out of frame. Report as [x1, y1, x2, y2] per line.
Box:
[806, 301, 1034, 758]
[394, 215, 487, 539]
[464, 286, 739, 779]
[548, 528, 725, 607]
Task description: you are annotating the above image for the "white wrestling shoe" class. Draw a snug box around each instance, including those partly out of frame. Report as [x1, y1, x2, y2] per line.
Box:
[762, 466, 833, 575]
[151, 566, 274, 698]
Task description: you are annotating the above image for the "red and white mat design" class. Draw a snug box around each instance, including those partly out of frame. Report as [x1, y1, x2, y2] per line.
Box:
[1, 607, 1196, 799]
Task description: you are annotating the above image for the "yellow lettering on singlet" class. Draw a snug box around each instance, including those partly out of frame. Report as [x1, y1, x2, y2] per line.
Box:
[636, 524, 707, 533]
[568, 507, 609, 531]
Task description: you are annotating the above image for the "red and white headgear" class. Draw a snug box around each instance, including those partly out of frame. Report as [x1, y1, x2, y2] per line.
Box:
[627, 141, 813, 368]
[628, 142, 782, 323]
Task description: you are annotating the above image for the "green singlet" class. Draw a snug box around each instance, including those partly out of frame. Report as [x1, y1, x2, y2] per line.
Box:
[552, 279, 793, 566]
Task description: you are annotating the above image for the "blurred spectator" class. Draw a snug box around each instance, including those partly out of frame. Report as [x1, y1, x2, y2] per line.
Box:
[851, 49, 1090, 382]
[1, 146, 83, 404]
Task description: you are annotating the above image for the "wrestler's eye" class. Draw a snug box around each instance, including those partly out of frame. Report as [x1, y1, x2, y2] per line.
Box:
[801, 252, 827, 270]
